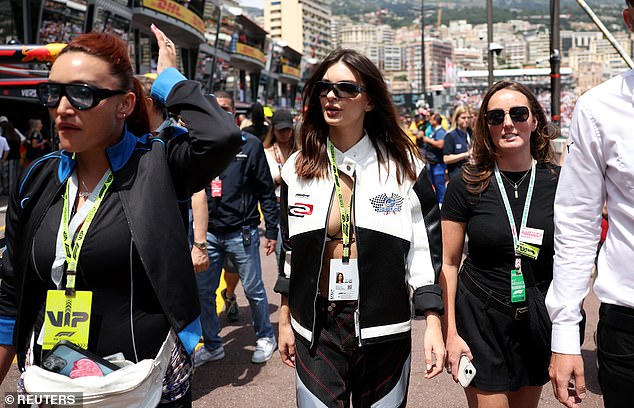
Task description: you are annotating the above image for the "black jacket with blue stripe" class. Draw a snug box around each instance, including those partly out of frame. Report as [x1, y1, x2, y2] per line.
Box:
[0, 74, 242, 368]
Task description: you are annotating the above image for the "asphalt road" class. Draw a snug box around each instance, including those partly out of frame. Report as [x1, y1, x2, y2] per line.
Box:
[0, 203, 604, 407]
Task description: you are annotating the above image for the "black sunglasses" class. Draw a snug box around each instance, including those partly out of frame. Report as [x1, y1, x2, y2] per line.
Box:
[314, 81, 366, 98]
[37, 82, 128, 111]
[484, 106, 530, 126]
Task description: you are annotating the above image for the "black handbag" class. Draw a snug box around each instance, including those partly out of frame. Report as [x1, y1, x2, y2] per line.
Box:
[522, 261, 586, 355]
[524, 283, 552, 355]
[421, 147, 437, 165]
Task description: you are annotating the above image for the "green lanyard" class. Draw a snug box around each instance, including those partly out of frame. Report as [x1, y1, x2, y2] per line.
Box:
[61, 170, 114, 295]
[493, 159, 536, 302]
[328, 140, 353, 263]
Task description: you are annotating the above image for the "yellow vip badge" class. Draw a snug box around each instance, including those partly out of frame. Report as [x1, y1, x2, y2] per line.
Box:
[516, 241, 540, 260]
[42, 290, 92, 350]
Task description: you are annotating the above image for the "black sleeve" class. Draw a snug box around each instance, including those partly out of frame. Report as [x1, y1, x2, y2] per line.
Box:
[0, 169, 22, 339]
[273, 180, 290, 295]
[249, 138, 279, 240]
[443, 132, 456, 155]
[161, 80, 243, 198]
[441, 174, 470, 223]
[411, 166, 444, 315]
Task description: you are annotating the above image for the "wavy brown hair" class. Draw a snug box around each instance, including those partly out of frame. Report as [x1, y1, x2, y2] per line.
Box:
[463, 81, 558, 195]
[296, 48, 419, 183]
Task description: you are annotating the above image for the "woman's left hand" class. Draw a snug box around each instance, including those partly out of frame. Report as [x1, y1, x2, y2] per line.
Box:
[150, 24, 177, 75]
[423, 312, 446, 379]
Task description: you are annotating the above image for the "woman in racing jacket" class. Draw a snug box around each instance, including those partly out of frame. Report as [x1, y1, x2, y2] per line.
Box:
[0, 27, 241, 406]
[275, 48, 445, 407]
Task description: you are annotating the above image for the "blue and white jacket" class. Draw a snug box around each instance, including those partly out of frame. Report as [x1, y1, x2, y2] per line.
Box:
[274, 135, 443, 347]
[0, 69, 242, 368]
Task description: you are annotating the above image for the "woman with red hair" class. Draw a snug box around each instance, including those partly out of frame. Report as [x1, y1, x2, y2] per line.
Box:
[0, 26, 241, 406]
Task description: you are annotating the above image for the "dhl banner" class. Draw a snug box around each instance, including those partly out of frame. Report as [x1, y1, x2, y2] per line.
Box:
[236, 43, 266, 64]
[143, 0, 205, 35]
[281, 64, 300, 78]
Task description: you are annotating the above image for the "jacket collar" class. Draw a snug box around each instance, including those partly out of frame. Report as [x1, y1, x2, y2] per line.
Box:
[57, 128, 138, 183]
[328, 131, 372, 178]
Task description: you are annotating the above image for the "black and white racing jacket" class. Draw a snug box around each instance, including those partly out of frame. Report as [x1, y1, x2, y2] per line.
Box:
[273, 135, 443, 348]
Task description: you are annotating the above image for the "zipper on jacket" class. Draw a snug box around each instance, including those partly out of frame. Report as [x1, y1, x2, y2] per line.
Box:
[311, 185, 336, 348]
[350, 173, 363, 347]
[31, 240, 45, 283]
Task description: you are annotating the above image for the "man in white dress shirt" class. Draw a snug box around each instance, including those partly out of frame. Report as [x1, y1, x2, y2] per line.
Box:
[546, 2, 634, 407]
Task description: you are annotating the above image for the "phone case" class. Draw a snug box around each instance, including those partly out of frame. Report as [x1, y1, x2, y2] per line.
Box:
[42, 340, 120, 377]
[457, 355, 476, 388]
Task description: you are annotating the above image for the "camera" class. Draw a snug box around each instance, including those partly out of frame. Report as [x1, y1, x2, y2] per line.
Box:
[457, 355, 476, 388]
[489, 42, 504, 56]
[42, 354, 67, 373]
[242, 226, 251, 247]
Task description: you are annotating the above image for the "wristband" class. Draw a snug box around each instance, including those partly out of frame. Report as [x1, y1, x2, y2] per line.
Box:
[193, 241, 206, 250]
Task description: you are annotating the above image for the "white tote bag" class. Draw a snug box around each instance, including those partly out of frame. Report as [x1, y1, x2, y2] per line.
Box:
[22, 330, 176, 407]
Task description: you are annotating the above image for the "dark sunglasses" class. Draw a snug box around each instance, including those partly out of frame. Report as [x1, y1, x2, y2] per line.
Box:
[484, 106, 530, 126]
[37, 82, 128, 111]
[314, 81, 366, 98]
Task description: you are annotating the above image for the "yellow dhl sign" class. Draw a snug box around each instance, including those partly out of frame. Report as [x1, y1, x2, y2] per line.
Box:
[143, 0, 205, 35]
[282, 64, 300, 78]
[235, 43, 266, 64]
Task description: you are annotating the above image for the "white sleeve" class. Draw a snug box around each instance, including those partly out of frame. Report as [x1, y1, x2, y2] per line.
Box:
[407, 165, 444, 314]
[0, 138, 9, 153]
[545, 97, 605, 355]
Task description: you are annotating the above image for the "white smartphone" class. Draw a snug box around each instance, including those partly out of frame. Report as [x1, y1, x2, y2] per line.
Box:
[457, 355, 476, 388]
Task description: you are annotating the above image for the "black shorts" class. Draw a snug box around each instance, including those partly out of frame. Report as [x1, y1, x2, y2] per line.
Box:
[294, 299, 411, 408]
[455, 280, 550, 392]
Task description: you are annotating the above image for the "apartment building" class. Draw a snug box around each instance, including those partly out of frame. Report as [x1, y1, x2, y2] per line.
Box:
[264, 0, 332, 61]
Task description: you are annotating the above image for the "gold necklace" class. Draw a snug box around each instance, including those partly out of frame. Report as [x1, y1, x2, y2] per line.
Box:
[499, 168, 531, 199]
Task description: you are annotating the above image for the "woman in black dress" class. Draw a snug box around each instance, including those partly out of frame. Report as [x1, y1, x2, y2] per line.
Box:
[440, 81, 559, 408]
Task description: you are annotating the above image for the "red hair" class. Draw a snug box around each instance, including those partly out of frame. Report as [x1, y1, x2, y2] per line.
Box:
[59, 32, 150, 136]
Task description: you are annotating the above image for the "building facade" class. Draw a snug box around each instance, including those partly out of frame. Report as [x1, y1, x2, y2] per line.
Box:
[264, 0, 331, 62]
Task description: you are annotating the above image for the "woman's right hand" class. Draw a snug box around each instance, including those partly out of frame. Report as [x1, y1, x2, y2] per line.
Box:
[278, 320, 296, 368]
[445, 333, 473, 383]
[150, 24, 177, 75]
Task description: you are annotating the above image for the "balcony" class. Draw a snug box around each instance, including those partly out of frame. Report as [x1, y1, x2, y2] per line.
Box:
[230, 42, 266, 71]
[279, 63, 300, 83]
[132, 0, 204, 47]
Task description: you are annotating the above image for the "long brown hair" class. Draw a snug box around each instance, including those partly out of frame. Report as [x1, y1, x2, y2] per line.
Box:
[59, 32, 150, 136]
[296, 48, 419, 183]
[0, 121, 20, 143]
[463, 80, 558, 194]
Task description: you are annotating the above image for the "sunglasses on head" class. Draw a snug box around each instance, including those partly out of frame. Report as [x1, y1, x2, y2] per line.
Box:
[484, 106, 530, 126]
[314, 81, 366, 98]
[37, 82, 128, 111]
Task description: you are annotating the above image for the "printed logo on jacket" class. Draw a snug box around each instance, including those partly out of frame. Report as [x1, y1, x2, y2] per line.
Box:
[369, 193, 404, 215]
[289, 193, 314, 217]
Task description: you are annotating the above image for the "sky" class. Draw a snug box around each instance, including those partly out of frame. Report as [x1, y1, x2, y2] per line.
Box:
[239, 0, 263, 9]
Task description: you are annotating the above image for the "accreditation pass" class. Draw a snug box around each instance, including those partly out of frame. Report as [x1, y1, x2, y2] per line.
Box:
[328, 259, 359, 301]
